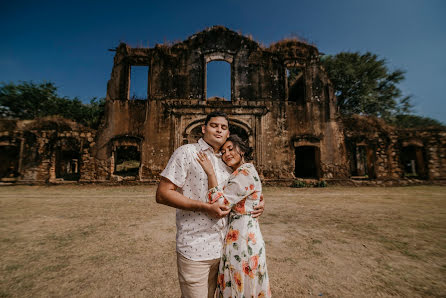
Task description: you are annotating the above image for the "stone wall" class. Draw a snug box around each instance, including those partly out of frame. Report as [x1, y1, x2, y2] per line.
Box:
[1, 27, 445, 184]
[343, 115, 446, 181]
[94, 26, 348, 181]
[0, 118, 95, 183]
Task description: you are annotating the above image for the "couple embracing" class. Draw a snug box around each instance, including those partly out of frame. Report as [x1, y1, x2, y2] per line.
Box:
[156, 111, 271, 297]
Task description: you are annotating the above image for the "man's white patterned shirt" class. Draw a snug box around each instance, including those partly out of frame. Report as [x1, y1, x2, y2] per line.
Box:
[160, 138, 231, 261]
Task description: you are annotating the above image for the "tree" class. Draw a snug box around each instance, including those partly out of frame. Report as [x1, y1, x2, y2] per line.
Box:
[390, 114, 445, 129]
[80, 97, 106, 129]
[0, 81, 105, 128]
[0, 81, 58, 119]
[321, 52, 412, 119]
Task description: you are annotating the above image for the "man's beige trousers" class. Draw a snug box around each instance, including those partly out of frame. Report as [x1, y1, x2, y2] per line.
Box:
[177, 252, 220, 298]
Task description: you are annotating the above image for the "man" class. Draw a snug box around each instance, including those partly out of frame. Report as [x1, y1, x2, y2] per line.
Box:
[156, 111, 264, 298]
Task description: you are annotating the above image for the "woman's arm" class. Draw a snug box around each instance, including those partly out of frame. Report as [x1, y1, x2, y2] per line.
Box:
[207, 164, 258, 207]
[206, 164, 265, 217]
[196, 152, 218, 189]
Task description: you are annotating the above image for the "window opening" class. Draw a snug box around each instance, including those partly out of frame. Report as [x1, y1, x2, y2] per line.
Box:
[114, 146, 140, 177]
[287, 67, 305, 103]
[206, 61, 231, 101]
[129, 66, 149, 100]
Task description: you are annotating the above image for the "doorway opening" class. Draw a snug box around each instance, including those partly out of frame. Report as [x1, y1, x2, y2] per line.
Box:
[295, 146, 320, 178]
[55, 150, 80, 181]
[0, 145, 19, 180]
[401, 145, 426, 178]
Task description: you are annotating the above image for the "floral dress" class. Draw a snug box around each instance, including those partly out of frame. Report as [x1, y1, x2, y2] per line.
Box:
[207, 163, 271, 298]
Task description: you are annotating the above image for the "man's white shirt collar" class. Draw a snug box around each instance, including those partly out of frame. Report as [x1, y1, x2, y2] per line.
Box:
[198, 138, 222, 156]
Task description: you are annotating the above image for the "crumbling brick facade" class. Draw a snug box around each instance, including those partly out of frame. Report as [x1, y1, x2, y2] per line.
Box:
[343, 116, 446, 182]
[1, 27, 445, 184]
[95, 26, 348, 182]
[0, 118, 95, 183]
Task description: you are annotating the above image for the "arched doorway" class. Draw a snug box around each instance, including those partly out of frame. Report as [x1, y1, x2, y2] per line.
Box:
[183, 119, 251, 148]
[229, 125, 249, 141]
[114, 146, 141, 176]
[187, 125, 204, 144]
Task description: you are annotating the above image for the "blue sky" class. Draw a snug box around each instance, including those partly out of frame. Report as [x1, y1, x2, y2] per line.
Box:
[1, 0, 445, 122]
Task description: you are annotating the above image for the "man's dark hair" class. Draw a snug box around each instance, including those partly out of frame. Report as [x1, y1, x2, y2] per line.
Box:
[204, 111, 229, 126]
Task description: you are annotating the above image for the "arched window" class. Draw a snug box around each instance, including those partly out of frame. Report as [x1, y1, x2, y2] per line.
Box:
[114, 146, 141, 176]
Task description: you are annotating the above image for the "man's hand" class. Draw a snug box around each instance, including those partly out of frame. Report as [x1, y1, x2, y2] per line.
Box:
[205, 201, 230, 219]
[251, 194, 265, 218]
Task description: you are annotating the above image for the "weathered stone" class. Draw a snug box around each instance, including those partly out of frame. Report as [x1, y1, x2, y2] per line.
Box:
[94, 26, 349, 181]
[343, 115, 446, 180]
[0, 27, 445, 184]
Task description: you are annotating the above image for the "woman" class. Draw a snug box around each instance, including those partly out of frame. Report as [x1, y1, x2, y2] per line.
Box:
[197, 135, 271, 298]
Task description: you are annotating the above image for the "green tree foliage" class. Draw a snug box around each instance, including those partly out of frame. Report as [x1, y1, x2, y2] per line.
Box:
[390, 114, 445, 129]
[321, 52, 412, 119]
[320, 52, 444, 128]
[0, 81, 105, 128]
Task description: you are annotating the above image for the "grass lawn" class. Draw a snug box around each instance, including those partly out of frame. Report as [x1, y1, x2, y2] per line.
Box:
[0, 185, 445, 297]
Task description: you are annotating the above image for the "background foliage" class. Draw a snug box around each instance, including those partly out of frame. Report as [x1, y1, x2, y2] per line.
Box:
[320, 52, 443, 128]
[0, 81, 105, 128]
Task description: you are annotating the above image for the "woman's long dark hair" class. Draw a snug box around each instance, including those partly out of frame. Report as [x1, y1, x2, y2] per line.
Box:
[226, 134, 253, 161]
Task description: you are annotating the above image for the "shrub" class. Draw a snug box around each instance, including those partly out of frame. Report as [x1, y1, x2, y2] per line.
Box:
[315, 180, 328, 188]
[291, 180, 307, 188]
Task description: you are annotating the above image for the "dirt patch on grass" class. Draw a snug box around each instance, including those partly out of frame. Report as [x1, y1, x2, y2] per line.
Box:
[0, 185, 445, 297]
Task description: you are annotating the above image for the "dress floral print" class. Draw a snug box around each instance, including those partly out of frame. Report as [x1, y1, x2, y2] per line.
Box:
[208, 163, 271, 298]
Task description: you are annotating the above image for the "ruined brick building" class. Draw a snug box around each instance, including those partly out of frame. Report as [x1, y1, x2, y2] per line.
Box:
[1, 27, 445, 184]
